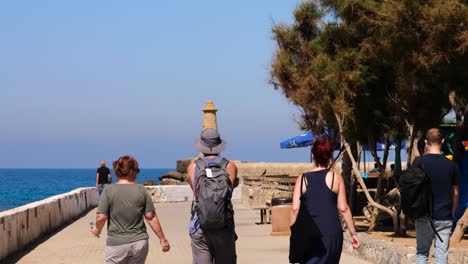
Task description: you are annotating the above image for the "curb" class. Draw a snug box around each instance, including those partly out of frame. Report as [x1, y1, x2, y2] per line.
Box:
[343, 232, 468, 264]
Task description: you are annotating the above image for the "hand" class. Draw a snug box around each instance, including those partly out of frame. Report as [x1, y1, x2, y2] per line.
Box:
[90, 227, 101, 238]
[160, 239, 170, 252]
[351, 235, 360, 249]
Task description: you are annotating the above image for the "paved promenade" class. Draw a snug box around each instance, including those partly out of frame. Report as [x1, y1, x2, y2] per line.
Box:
[12, 201, 369, 264]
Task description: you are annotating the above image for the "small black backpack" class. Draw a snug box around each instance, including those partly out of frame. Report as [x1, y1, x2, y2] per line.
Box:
[193, 158, 234, 230]
[399, 166, 432, 219]
[399, 157, 442, 241]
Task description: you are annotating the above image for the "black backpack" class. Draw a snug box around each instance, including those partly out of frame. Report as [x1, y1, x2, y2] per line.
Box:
[399, 166, 432, 219]
[399, 157, 442, 242]
[192, 158, 234, 230]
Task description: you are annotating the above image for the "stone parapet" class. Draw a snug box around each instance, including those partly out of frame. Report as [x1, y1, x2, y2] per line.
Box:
[233, 162, 312, 178]
[144, 185, 242, 203]
[176, 159, 312, 178]
[343, 232, 468, 264]
[0, 188, 98, 261]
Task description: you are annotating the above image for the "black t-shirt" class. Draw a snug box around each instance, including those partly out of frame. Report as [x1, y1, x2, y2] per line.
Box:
[412, 154, 460, 220]
[97, 166, 111, 184]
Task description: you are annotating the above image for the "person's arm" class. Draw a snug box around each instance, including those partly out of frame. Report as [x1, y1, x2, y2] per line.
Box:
[336, 173, 360, 249]
[290, 174, 303, 225]
[107, 172, 112, 183]
[226, 162, 239, 188]
[452, 164, 461, 217]
[91, 213, 107, 237]
[91, 188, 109, 237]
[96, 173, 99, 187]
[453, 186, 459, 217]
[187, 161, 195, 190]
[145, 211, 170, 252]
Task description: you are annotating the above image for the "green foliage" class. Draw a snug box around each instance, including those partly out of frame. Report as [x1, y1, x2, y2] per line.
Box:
[270, 0, 468, 145]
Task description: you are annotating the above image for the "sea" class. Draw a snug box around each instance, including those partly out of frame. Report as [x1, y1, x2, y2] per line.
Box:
[0, 168, 173, 211]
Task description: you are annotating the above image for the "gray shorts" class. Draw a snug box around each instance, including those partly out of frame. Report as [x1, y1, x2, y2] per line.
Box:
[190, 228, 237, 264]
[105, 239, 149, 264]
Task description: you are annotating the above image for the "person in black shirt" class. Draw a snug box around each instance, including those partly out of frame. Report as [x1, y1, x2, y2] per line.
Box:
[413, 128, 460, 264]
[96, 160, 112, 197]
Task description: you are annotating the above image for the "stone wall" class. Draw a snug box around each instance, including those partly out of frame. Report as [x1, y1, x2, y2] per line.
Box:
[0, 187, 98, 261]
[343, 232, 468, 263]
[233, 161, 312, 179]
[177, 159, 312, 177]
[145, 185, 242, 203]
[176, 159, 402, 180]
[170, 159, 312, 185]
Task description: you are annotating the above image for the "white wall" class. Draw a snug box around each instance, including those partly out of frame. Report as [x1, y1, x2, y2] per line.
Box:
[0, 188, 98, 261]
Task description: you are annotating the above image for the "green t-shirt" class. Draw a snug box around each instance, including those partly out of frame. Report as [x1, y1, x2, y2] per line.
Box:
[97, 184, 155, 246]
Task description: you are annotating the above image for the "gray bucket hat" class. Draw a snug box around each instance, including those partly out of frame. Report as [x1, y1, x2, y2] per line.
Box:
[195, 128, 226, 154]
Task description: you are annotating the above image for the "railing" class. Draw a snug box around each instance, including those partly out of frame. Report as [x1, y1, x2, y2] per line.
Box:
[242, 174, 297, 209]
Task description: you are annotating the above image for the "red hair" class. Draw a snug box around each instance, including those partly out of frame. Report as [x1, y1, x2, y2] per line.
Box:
[312, 138, 334, 167]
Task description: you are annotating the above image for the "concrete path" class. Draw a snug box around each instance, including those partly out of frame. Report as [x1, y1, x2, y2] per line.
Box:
[13, 201, 369, 264]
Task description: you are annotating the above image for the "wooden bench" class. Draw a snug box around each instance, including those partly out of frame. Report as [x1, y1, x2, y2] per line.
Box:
[241, 175, 297, 224]
[242, 176, 269, 224]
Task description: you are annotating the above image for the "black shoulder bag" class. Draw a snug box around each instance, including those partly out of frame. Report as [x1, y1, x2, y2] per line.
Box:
[289, 174, 322, 263]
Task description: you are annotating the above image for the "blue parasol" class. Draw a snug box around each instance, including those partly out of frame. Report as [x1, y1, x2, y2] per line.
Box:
[280, 132, 314, 149]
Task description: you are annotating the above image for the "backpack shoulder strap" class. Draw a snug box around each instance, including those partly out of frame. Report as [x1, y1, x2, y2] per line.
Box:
[219, 158, 229, 169]
[195, 158, 206, 171]
[193, 158, 206, 192]
[411, 156, 423, 170]
[420, 156, 426, 171]
[192, 158, 206, 205]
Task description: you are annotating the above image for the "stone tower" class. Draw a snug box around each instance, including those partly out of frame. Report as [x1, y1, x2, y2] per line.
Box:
[202, 100, 218, 130]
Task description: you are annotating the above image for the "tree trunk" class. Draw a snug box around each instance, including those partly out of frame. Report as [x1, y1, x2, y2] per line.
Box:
[399, 210, 407, 236]
[342, 150, 354, 208]
[342, 140, 400, 234]
[333, 112, 399, 234]
[369, 173, 388, 231]
[451, 208, 468, 243]
[405, 120, 422, 168]
[368, 139, 391, 232]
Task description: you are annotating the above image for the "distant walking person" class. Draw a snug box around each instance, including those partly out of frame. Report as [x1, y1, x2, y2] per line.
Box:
[91, 155, 170, 263]
[412, 128, 460, 264]
[97, 160, 112, 197]
[290, 138, 359, 264]
[187, 128, 239, 264]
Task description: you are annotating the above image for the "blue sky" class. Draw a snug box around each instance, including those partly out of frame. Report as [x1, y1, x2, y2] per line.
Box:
[0, 0, 317, 168]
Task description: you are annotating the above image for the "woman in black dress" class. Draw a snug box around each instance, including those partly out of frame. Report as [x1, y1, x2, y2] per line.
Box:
[291, 138, 360, 264]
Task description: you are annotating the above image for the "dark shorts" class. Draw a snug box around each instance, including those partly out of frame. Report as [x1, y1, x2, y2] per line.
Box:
[190, 227, 237, 264]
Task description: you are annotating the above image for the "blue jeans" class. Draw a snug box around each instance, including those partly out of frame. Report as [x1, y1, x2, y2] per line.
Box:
[98, 184, 108, 197]
[416, 217, 452, 264]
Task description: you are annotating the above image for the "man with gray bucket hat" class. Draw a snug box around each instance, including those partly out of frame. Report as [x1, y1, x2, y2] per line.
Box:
[187, 128, 239, 264]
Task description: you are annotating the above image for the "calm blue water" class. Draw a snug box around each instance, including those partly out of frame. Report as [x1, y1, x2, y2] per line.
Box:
[0, 168, 173, 211]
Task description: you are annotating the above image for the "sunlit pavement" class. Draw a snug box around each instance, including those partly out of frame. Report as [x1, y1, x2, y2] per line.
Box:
[14, 201, 369, 264]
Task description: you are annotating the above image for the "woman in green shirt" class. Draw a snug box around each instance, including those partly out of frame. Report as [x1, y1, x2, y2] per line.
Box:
[91, 155, 170, 263]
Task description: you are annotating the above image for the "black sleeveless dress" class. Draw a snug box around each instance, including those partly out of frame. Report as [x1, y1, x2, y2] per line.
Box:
[302, 169, 343, 264]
